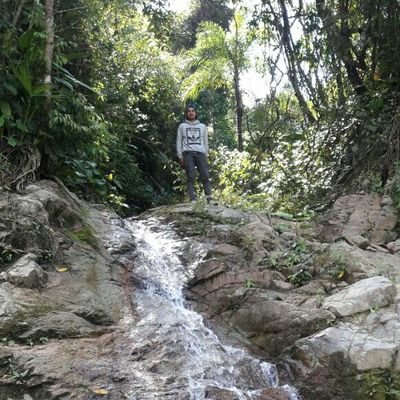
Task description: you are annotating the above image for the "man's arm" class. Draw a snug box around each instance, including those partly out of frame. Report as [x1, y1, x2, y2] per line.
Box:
[176, 124, 183, 159]
[204, 125, 209, 154]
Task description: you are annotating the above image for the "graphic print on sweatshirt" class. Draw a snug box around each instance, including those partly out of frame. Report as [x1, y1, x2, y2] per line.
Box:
[185, 127, 201, 145]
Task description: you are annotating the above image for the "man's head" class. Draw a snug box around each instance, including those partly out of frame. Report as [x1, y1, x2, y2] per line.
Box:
[185, 104, 198, 121]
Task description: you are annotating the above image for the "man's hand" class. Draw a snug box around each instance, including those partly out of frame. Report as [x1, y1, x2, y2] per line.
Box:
[178, 157, 184, 167]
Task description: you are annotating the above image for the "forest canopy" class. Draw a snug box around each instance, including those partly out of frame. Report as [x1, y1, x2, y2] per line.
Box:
[1, 0, 400, 215]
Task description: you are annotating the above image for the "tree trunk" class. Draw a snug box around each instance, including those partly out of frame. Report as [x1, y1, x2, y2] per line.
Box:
[316, 0, 366, 95]
[278, 0, 317, 123]
[232, 13, 244, 152]
[40, 0, 55, 175]
[233, 64, 244, 152]
[44, 0, 55, 88]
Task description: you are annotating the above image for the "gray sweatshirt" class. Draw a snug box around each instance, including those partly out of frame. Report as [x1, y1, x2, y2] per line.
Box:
[176, 119, 209, 159]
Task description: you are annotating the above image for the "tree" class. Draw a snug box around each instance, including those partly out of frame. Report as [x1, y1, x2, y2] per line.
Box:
[182, 12, 252, 151]
[172, 0, 233, 51]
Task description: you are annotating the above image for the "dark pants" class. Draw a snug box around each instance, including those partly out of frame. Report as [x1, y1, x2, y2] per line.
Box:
[183, 151, 211, 201]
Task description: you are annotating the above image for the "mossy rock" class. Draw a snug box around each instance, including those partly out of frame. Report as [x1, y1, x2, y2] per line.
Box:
[65, 225, 99, 250]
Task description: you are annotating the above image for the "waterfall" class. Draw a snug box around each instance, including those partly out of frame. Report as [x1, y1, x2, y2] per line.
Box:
[125, 217, 299, 400]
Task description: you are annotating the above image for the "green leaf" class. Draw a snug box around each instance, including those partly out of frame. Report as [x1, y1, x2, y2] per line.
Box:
[4, 82, 17, 95]
[32, 84, 49, 96]
[0, 116, 4, 128]
[7, 136, 18, 147]
[14, 65, 32, 96]
[54, 77, 74, 90]
[271, 211, 294, 220]
[54, 64, 98, 93]
[0, 101, 12, 118]
[18, 30, 35, 50]
[15, 119, 28, 132]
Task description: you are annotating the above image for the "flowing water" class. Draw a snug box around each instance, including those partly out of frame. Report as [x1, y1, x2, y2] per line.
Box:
[125, 218, 299, 400]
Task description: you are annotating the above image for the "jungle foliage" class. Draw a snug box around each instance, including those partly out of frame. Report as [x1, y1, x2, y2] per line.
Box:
[1, 0, 400, 214]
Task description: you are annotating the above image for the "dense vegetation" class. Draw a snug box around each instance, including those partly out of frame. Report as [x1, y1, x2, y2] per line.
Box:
[1, 0, 400, 215]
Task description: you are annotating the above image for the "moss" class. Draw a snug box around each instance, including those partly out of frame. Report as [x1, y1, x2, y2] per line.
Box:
[360, 370, 400, 400]
[65, 225, 99, 250]
[160, 209, 240, 238]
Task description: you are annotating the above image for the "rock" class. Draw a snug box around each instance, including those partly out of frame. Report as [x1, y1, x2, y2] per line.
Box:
[256, 388, 292, 400]
[292, 322, 397, 371]
[386, 239, 400, 253]
[319, 193, 398, 244]
[18, 311, 101, 340]
[224, 296, 335, 356]
[187, 259, 226, 287]
[3, 254, 48, 289]
[351, 235, 370, 249]
[3, 185, 400, 399]
[204, 386, 291, 400]
[279, 231, 298, 242]
[270, 279, 293, 292]
[322, 276, 396, 317]
[190, 268, 273, 299]
[326, 241, 400, 282]
[207, 243, 243, 258]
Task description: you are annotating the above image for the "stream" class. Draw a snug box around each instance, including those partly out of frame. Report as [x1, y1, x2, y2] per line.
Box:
[125, 217, 299, 400]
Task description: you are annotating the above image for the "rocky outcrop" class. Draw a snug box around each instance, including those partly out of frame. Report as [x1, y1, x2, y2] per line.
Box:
[0, 181, 136, 399]
[2, 183, 400, 400]
[318, 193, 397, 245]
[143, 194, 400, 400]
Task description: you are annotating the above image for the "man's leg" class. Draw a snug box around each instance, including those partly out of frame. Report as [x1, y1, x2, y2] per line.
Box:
[184, 152, 196, 201]
[195, 153, 211, 198]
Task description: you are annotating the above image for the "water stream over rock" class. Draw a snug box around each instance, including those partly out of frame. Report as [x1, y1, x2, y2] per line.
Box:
[126, 218, 299, 400]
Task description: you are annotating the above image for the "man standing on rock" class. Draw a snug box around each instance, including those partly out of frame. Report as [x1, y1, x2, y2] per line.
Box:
[176, 104, 212, 203]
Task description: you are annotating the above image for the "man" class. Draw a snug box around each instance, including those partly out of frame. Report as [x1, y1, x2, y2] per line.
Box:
[176, 104, 212, 203]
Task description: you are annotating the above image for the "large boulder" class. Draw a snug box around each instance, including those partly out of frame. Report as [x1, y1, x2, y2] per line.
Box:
[323, 276, 396, 317]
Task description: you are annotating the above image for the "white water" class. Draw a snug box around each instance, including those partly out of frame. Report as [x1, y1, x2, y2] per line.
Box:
[126, 218, 299, 400]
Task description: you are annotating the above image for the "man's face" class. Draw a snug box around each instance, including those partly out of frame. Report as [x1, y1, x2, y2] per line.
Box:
[186, 108, 196, 121]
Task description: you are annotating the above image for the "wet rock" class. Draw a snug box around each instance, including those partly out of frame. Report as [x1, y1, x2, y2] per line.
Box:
[138, 200, 400, 399]
[204, 386, 238, 399]
[223, 296, 335, 356]
[204, 386, 291, 399]
[256, 387, 292, 400]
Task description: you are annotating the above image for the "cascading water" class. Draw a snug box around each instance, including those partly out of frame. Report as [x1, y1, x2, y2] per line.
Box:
[125, 217, 299, 400]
